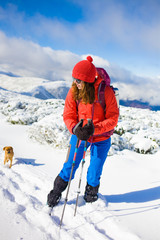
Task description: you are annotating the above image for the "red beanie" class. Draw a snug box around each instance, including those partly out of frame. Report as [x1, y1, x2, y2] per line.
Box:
[72, 56, 96, 83]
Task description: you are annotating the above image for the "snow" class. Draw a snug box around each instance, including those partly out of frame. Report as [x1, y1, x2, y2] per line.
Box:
[0, 75, 70, 100]
[0, 75, 160, 240]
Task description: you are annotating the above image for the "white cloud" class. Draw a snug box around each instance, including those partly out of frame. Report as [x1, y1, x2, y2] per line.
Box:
[0, 1, 159, 80]
[118, 82, 160, 106]
[0, 31, 79, 81]
[1, 1, 160, 53]
[67, 0, 160, 54]
[0, 31, 160, 106]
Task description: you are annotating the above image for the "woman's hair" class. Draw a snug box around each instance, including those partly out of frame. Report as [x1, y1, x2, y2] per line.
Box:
[72, 81, 95, 104]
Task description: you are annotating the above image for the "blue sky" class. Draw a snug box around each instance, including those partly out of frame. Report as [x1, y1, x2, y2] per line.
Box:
[0, 0, 160, 78]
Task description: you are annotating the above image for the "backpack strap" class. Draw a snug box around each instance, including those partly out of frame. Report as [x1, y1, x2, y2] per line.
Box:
[98, 80, 106, 111]
[96, 68, 111, 112]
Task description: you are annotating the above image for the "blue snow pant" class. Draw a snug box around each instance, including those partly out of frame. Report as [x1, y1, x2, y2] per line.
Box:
[59, 135, 111, 187]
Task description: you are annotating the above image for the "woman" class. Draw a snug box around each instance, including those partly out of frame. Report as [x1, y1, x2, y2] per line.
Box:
[47, 56, 119, 207]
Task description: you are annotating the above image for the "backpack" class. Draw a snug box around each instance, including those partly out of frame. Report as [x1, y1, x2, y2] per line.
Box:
[96, 67, 119, 112]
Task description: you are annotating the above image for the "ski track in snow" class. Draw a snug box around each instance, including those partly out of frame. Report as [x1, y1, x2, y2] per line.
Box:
[0, 151, 140, 240]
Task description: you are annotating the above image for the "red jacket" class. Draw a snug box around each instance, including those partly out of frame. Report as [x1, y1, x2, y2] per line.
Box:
[63, 76, 119, 142]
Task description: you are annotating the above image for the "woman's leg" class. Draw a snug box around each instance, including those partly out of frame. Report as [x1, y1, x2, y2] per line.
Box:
[87, 138, 111, 187]
[47, 135, 90, 207]
[84, 138, 111, 202]
[59, 135, 90, 181]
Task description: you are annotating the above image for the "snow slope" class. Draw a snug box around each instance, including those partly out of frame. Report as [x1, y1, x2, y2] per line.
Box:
[0, 114, 141, 240]
[0, 75, 70, 100]
[0, 76, 160, 240]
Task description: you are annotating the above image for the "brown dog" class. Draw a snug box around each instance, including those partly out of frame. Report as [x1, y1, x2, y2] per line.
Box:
[3, 146, 14, 168]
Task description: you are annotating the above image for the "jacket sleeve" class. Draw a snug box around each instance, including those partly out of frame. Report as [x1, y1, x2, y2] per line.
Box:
[63, 88, 78, 134]
[94, 86, 119, 135]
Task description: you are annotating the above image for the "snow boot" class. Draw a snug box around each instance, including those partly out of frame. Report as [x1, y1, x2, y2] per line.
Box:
[47, 175, 68, 208]
[84, 183, 99, 203]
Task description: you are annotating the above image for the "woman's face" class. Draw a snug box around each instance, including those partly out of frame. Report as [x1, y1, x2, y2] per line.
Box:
[74, 79, 84, 90]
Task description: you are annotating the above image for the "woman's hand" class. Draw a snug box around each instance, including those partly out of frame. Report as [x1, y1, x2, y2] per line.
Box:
[73, 120, 94, 140]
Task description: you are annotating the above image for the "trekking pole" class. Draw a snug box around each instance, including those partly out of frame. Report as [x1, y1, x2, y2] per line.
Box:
[74, 118, 92, 216]
[59, 119, 83, 229]
[74, 140, 87, 216]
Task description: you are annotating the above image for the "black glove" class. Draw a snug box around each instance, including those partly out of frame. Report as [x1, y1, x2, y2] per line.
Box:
[83, 120, 94, 136]
[73, 120, 94, 141]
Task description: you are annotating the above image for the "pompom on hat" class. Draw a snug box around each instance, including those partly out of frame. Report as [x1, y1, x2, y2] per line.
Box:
[72, 56, 97, 83]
